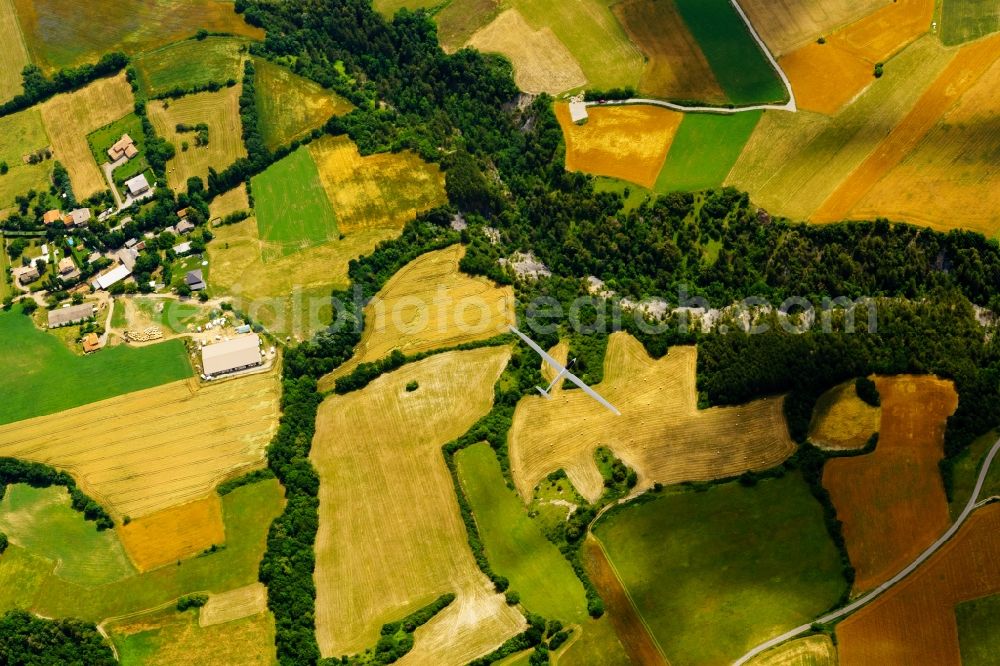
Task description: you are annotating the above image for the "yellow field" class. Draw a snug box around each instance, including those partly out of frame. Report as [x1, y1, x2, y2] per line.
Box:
[740, 0, 889, 56]
[613, 0, 724, 103]
[727, 35, 953, 221]
[509, 333, 796, 503]
[311, 347, 525, 660]
[148, 87, 247, 193]
[308, 135, 447, 235]
[556, 103, 683, 189]
[833, 0, 934, 62]
[468, 9, 585, 95]
[39, 72, 134, 198]
[207, 215, 397, 340]
[317, 245, 515, 390]
[0, 107, 52, 208]
[254, 58, 353, 151]
[118, 495, 226, 572]
[0, 372, 279, 519]
[0, 0, 29, 101]
[808, 381, 880, 451]
[746, 634, 837, 665]
[199, 583, 268, 627]
[208, 183, 250, 220]
[848, 44, 1000, 235]
[812, 33, 1000, 224]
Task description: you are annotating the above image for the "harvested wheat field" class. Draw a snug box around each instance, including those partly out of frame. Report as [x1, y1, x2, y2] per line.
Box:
[837, 502, 1000, 665]
[318, 245, 514, 390]
[740, 0, 889, 56]
[148, 87, 247, 192]
[727, 35, 952, 220]
[813, 33, 1000, 223]
[557, 103, 683, 189]
[200, 583, 268, 627]
[0, 372, 280, 520]
[39, 73, 134, 198]
[809, 380, 880, 451]
[509, 333, 796, 503]
[0, 0, 29, 101]
[118, 495, 226, 572]
[612, 0, 724, 102]
[467, 9, 585, 94]
[824, 376, 957, 593]
[309, 135, 446, 235]
[209, 183, 250, 220]
[833, 0, 933, 62]
[311, 347, 525, 661]
[848, 48, 1000, 236]
[746, 634, 837, 665]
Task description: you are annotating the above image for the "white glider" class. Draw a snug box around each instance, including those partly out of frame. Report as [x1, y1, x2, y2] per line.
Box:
[509, 325, 621, 416]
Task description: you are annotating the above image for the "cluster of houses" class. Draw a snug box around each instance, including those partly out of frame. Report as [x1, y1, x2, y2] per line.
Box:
[42, 207, 92, 227]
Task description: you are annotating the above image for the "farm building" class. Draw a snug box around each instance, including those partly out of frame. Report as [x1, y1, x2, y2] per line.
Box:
[173, 242, 192, 256]
[185, 269, 206, 291]
[176, 219, 195, 234]
[201, 334, 263, 377]
[108, 134, 138, 161]
[93, 264, 131, 290]
[63, 208, 92, 226]
[82, 333, 101, 353]
[116, 247, 139, 271]
[125, 174, 150, 197]
[42, 209, 62, 225]
[47, 303, 96, 328]
[14, 265, 39, 284]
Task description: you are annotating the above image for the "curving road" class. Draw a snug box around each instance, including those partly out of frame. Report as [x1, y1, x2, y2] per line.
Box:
[734, 435, 1000, 664]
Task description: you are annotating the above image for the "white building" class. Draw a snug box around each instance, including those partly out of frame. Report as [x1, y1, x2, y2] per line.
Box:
[201, 334, 263, 377]
[93, 264, 131, 290]
[124, 174, 150, 197]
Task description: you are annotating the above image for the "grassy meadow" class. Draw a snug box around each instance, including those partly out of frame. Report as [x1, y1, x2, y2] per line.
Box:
[254, 59, 352, 151]
[672, 0, 786, 104]
[456, 442, 588, 623]
[87, 113, 147, 184]
[0, 0, 28, 101]
[0, 485, 136, 586]
[594, 473, 846, 665]
[957, 593, 1000, 666]
[0, 108, 52, 207]
[251, 145, 339, 255]
[941, 0, 1000, 45]
[132, 37, 245, 98]
[0, 307, 192, 425]
[948, 429, 1000, 520]
[655, 111, 762, 193]
[11, 0, 262, 72]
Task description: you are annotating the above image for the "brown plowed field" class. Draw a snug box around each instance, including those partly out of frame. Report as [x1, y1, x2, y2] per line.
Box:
[813, 33, 1000, 222]
[0, 372, 280, 519]
[824, 376, 957, 593]
[508, 333, 796, 503]
[557, 103, 683, 190]
[837, 503, 1000, 665]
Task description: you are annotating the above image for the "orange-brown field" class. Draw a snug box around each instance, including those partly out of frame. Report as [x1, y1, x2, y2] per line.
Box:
[508, 333, 796, 503]
[118, 495, 226, 572]
[823, 376, 957, 593]
[317, 244, 514, 390]
[837, 503, 1000, 665]
[848, 47, 1000, 236]
[779, 0, 933, 115]
[556, 103, 683, 189]
[611, 0, 724, 103]
[812, 33, 1000, 223]
[0, 373, 280, 519]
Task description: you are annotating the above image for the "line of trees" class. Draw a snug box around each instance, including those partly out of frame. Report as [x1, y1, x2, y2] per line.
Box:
[0, 458, 114, 530]
[0, 52, 128, 117]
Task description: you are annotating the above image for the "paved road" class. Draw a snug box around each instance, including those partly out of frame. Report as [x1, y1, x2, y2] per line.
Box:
[734, 435, 1000, 664]
[586, 0, 797, 116]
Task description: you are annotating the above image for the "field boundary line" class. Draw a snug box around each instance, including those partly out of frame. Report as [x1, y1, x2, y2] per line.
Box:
[734, 434, 1000, 665]
[587, 0, 796, 115]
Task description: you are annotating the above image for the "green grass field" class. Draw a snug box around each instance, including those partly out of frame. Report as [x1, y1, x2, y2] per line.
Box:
[456, 442, 588, 622]
[133, 37, 245, 98]
[940, 0, 1000, 45]
[87, 113, 144, 166]
[672, 0, 786, 105]
[0, 307, 192, 425]
[948, 430, 1000, 520]
[0, 108, 53, 208]
[251, 145, 339, 255]
[134, 298, 206, 334]
[0, 544, 54, 612]
[655, 111, 762, 193]
[29, 478, 283, 622]
[0, 485, 136, 586]
[594, 473, 846, 665]
[254, 59, 353, 152]
[957, 593, 1000, 665]
[373, 0, 439, 17]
